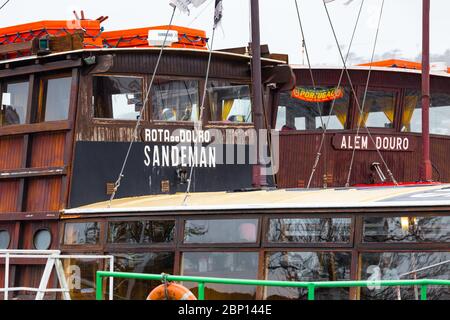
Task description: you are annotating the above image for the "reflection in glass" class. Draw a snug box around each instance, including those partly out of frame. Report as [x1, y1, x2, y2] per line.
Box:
[0, 81, 29, 126]
[184, 219, 258, 244]
[268, 218, 351, 243]
[182, 252, 258, 300]
[42, 77, 72, 122]
[152, 80, 199, 122]
[108, 220, 175, 244]
[63, 258, 102, 300]
[0, 230, 10, 249]
[93, 76, 143, 120]
[360, 252, 450, 300]
[33, 229, 52, 250]
[276, 87, 350, 131]
[113, 252, 175, 300]
[208, 82, 252, 123]
[64, 222, 100, 245]
[358, 90, 396, 128]
[363, 216, 450, 243]
[266, 252, 351, 300]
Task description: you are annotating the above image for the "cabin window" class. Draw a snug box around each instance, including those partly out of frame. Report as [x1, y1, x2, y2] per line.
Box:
[63, 258, 102, 300]
[64, 222, 101, 245]
[363, 216, 450, 243]
[108, 220, 175, 244]
[112, 252, 175, 300]
[268, 218, 352, 243]
[265, 252, 351, 300]
[359, 252, 450, 300]
[0, 81, 29, 126]
[184, 219, 258, 244]
[181, 252, 258, 300]
[402, 91, 450, 135]
[38, 76, 72, 122]
[33, 229, 52, 250]
[276, 87, 350, 131]
[151, 79, 199, 122]
[208, 82, 252, 123]
[0, 230, 10, 249]
[93, 75, 144, 120]
[357, 90, 396, 129]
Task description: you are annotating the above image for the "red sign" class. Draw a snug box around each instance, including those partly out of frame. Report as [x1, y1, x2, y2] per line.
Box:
[292, 87, 344, 103]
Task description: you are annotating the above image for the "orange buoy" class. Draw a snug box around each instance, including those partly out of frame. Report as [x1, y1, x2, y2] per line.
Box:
[147, 283, 197, 301]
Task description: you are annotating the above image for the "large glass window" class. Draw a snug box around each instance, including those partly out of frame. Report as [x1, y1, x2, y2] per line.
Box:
[401, 90, 421, 133]
[182, 252, 258, 300]
[40, 76, 72, 122]
[184, 219, 258, 244]
[63, 258, 103, 300]
[208, 82, 252, 123]
[151, 79, 199, 122]
[268, 218, 352, 243]
[64, 222, 101, 245]
[359, 252, 450, 300]
[357, 90, 396, 128]
[93, 75, 143, 120]
[108, 220, 175, 244]
[363, 216, 450, 243]
[112, 252, 175, 300]
[265, 252, 351, 300]
[276, 87, 350, 131]
[0, 81, 29, 126]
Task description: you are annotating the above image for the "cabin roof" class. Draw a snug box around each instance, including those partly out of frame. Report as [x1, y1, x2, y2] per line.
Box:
[63, 184, 450, 215]
[0, 47, 287, 67]
[290, 64, 450, 78]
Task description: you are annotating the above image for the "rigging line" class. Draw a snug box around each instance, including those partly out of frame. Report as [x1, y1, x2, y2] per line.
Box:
[182, 26, 217, 206]
[108, 6, 177, 208]
[346, 0, 385, 187]
[322, 0, 398, 187]
[294, 0, 325, 129]
[0, 0, 10, 11]
[306, 0, 365, 189]
[188, 0, 214, 26]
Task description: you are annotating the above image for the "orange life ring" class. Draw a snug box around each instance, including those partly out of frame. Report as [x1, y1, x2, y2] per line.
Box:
[147, 283, 197, 301]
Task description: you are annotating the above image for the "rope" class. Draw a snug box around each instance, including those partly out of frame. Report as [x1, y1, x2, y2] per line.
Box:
[294, 0, 325, 129]
[322, 0, 398, 187]
[182, 26, 217, 206]
[108, 6, 177, 207]
[0, 0, 10, 11]
[161, 273, 170, 300]
[345, 0, 385, 187]
[306, 0, 365, 189]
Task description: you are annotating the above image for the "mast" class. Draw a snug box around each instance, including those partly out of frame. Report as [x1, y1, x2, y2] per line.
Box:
[421, 0, 432, 181]
[250, 0, 264, 188]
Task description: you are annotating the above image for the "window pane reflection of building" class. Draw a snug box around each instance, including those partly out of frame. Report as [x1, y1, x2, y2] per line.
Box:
[360, 252, 450, 300]
[182, 252, 258, 300]
[184, 219, 258, 244]
[0, 81, 29, 126]
[112, 253, 175, 300]
[64, 222, 100, 245]
[265, 252, 351, 300]
[63, 258, 102, 300]
[108, 220, 175, 244]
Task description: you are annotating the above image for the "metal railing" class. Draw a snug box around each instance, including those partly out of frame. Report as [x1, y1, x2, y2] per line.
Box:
[96, 271, 450, 301]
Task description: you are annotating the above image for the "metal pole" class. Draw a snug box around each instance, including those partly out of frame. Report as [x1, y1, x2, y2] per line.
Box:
[4, 252, 9, 301]
[250, 0, 264, 188]
[421, 0, 432, 181]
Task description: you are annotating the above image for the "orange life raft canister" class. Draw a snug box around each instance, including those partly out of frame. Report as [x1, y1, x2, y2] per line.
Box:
[147, 283, 197, 301]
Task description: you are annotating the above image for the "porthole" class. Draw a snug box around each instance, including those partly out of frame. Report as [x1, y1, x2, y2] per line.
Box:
[0, 230, 10, 249]
[33, 229, 52, 250]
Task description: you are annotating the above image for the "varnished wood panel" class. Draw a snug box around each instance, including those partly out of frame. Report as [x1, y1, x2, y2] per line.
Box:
[29, 132, 66, 168]
[25, 177, 62, 212]
[0, 181, 20, 213]
[0, 137, 23, 169]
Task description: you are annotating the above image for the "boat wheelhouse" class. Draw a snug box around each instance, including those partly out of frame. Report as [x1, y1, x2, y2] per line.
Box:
[61, 184, 450, 300]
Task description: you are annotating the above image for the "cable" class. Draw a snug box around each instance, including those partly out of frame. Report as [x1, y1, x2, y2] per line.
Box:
[306, 0, 365, 189]
[108, 6, 177, 207]
[0, 0, 10, 11]
[346, 0, 385, 187]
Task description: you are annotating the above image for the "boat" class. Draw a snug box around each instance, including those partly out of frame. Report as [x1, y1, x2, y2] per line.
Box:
[0, 0, 449, 301]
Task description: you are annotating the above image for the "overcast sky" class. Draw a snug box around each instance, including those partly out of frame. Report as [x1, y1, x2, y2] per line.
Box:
[1, 0, 449, 66]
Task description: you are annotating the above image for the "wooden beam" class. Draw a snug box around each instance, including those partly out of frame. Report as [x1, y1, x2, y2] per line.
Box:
[0, 166, 67, 180]
[0, 59, 82, 79]
[0, 212, 60, 222]
[0, 120, 71, 137]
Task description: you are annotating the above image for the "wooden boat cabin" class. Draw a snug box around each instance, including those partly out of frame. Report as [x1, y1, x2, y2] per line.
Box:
[275, 60, 450, 189]
[62, 184, 450, 300]
[0, 19, 293, 298]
